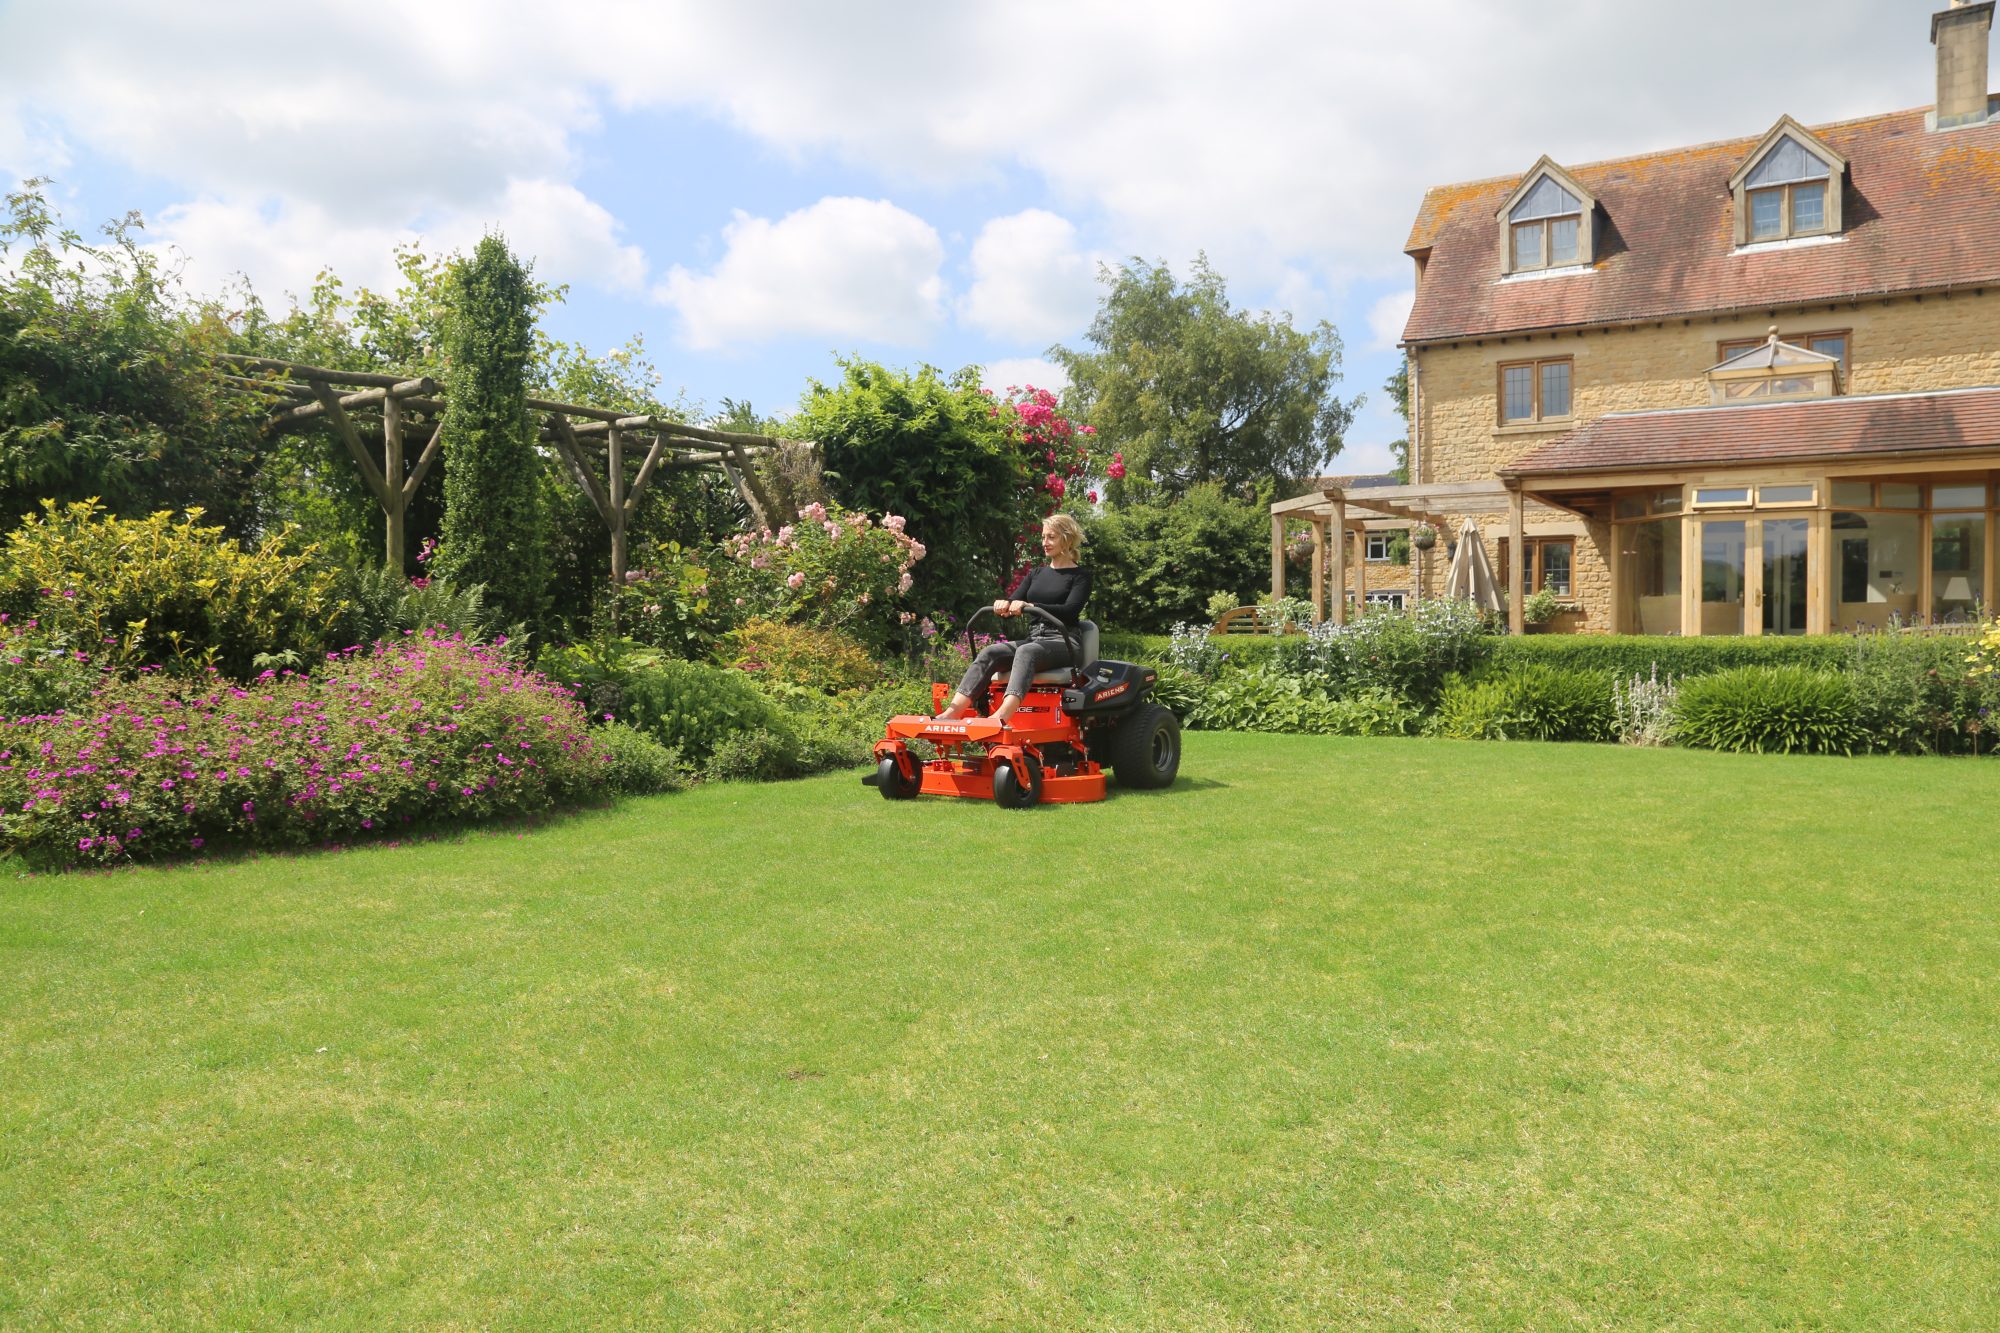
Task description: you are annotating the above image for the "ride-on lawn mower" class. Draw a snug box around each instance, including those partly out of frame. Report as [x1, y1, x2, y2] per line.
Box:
[864, 606, 1181, 808]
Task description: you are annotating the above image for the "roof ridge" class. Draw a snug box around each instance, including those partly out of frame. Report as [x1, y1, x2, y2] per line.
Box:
[1417, 104, 1928, 200]
[1593, 384, 2000, 424]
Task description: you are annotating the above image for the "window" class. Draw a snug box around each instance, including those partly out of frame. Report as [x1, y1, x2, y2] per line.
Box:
[1692, 485, 1752, 509]
[1731, 124, 1844, 246]
[1498, 538, 1574, 596]
[1508, 176, 1583, 272]
[1363, 591, 1406, 610]
[1499, 163, 1596, 275]
[1364, 532, 1393, 563]
[1719, 330, 1849, 376]
[1498, 356, 1573, 424]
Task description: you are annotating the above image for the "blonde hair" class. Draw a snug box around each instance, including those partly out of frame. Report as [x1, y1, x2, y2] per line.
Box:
[1043, 512, 1085, 561]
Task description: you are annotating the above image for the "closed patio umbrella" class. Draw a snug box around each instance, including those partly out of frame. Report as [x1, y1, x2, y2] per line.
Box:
[1445, 519, 1502, 611]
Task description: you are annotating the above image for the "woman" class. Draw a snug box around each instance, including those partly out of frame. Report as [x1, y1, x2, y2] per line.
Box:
[937, 513, 1092, 724]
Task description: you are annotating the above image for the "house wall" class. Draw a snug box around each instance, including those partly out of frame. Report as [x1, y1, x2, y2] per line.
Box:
[1409, 288, 2000, 628]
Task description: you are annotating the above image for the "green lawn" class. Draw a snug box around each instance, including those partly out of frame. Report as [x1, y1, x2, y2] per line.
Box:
[5, 734, 1999, 1330]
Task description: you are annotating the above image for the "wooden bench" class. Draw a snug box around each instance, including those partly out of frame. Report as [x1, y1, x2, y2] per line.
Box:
[1211, 606, 1302, 635]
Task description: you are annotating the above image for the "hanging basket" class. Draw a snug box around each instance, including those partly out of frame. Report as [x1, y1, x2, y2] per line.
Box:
[1409, 524, 1438, 551]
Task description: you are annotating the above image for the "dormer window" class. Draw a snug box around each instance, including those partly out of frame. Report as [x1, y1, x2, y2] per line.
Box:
[1511, 177, 1582, 270]
[1705, 330, 1840, 404]
[1730, 117, 1846, 246]
[1497, 158, 1597, 276]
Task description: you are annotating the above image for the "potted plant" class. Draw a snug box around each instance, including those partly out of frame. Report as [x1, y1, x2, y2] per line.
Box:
[1522, 587, 1562, 631]
[1409, 522, 1438, 552]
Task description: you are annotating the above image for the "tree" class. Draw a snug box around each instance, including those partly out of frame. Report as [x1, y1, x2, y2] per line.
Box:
[1082, 483, 1272, 633]
[1385, 363, 1410, 484]
[431, 236, 547, 627]
[1051, 256, 1360, 502]
[791, 359, 1025, 613]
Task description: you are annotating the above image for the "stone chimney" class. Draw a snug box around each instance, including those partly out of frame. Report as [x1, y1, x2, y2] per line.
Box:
[1932, 1, 1996, 129]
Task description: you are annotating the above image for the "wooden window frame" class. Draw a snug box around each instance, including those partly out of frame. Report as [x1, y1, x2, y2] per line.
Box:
[1497, 537, 1576, 597]
[1496, 160, 1597, 277]
[1746, 180, 1828, 242]
[1691, 485, 1754, 510]
[1729, 119, 1845, 247]
[1496, 355, 1574, 425]
[1508, 213, 1582, 273]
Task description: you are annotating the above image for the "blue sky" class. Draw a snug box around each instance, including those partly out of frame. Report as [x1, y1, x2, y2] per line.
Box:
[0, 0, 1959, 479]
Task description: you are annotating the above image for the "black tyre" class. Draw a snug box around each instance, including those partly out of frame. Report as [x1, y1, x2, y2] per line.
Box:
[991, 756, 1043, 809]
[876, 755, 920, 800]
[1108, 704, 1180, 789]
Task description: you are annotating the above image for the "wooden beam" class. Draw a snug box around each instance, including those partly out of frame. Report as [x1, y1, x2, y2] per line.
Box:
[383, 394, 406, 569]
[1270, 513, 1286, 602]
[269, 382, 438, 427]
[403, 423, 443, 501]
[624, 433, 672, 516]
[1508, 487, 1526, 635]
[1329, 497, 1347, 625]
[1352, 522, 1368, 610]
[1309, 518, 1325, 622]
[547, 414, 611, 525]
[219, 353, 418, 389]
[608, 427, 629, 587]
[311, 383, 390, 505]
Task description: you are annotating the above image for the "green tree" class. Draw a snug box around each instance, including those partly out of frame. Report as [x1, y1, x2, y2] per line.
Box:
[1052, 256, 1359, 502]
[790, 359, 1024, 612]
[431, 236, 547, 627]
[0, 182, 268, 531]
[1082, 483, 1273, 633]
[1385, 363, 1410, 484]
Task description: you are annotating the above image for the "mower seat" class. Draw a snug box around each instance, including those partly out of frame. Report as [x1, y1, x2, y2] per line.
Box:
[1032, 619, 1098, 683]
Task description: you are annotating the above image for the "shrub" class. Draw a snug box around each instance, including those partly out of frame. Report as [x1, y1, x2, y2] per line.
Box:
[1611, 666, 1679, 746]
[0, 631, 607, 868]
[1489, 634, 1850, 679]
[614, 657, 796, 769]
[1848, 632, 2000, 755]
[1099, 629, 1289, 673]
[1285, 598, 1494, 704]
[1522, 587, 1563, 626]
[728, 619, 883, 693]
[1675, 666, 1865, 755]
[0, 500, 341, 679]
[591, 722, 688, 795]
[326, 563, 516, 648]
[1430, 665, 1615, 742]
[1082, 484, 1273, 633]
[603, 538, 727, 659]
[432, 236, 548, 629]
[0, 616, 113, 718]
[712, 502, 926, 651]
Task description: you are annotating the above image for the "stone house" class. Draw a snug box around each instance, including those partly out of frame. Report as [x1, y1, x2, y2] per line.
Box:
[1276, 1, 2000, 636]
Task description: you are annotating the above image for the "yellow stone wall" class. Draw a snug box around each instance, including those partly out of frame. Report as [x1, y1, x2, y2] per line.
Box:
[1408, 289, 2000, 629]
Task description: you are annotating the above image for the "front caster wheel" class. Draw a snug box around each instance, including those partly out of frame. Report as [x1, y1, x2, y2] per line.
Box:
[991, 757, 1043, 809]
[876, 755, 920, 800]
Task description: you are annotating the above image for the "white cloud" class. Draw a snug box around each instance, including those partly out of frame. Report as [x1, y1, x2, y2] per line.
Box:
[959, 210, 1100, 344]
[980, 358, 1069, 397]
[656, 197, 944, 350]
[1366, 289, 1416, 352]
[145, 178, 648, 303]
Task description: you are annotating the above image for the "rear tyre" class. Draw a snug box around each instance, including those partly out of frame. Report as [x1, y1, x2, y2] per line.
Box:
[877, 755, 920, 800]
[1108, 704, 1181, 789]
[991, 756, 1043, 809]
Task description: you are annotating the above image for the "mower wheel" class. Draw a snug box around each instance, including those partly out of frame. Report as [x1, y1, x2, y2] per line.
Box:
[991, 756, 1043, 809]
[876, 755, 921, 800]
[1108, 703, 1180, 789]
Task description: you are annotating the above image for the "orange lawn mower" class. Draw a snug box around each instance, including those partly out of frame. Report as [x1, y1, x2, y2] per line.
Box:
[864, 606, 1181, 808]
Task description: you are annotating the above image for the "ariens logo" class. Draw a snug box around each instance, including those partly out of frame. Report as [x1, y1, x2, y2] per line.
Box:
[1093, 683, 1130, 701]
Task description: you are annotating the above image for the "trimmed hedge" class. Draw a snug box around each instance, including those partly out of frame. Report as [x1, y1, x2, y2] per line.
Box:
[1490, 634, 1853, 679]
[1098, 630, 1291, 670]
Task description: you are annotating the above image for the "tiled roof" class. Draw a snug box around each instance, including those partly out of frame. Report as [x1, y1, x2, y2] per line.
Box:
[1309, 472, 1402, 489]
[1403, 106, 2000, 344]
[1500, 386, 2000, 477]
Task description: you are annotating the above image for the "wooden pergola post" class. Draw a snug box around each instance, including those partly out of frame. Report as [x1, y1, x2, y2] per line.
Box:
[1508, 485, 1527, 635]
[1352, 523, 1368, 612]
[382, 394, 406, 569]
[1309, 518, 1326, 621]
[1270, 513, 1286, 601]
[1330, 496, 1348, 626]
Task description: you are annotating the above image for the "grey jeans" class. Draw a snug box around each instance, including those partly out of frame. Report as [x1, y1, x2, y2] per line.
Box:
[956, 636, 1074, 703]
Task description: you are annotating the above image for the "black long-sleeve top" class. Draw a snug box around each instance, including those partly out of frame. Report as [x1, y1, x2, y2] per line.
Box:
[1013, 564, 1092, 637]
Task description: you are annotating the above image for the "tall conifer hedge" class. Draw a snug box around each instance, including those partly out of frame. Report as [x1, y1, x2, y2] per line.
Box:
[433, 236, 547, 627]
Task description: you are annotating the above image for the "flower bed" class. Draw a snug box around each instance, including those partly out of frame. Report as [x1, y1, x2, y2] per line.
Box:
[1, 631, 607, 869]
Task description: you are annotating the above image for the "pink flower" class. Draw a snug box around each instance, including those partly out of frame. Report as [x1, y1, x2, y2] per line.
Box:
[883, 514, 906, 533]
[786, 571, 806, 590]
[1087, 490, 1099, 503]
[1107, 460, 1127, 480]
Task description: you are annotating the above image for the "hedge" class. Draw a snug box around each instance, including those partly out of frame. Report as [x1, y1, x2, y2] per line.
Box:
[1097, 630, 1293, 670]
[1489, 634, 1855, 679]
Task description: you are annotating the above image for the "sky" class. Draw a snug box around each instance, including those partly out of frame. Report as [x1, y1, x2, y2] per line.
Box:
[0, 0, 1966, 478]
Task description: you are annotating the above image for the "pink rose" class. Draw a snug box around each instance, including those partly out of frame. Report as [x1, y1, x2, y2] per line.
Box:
[787, 571, 806, 589]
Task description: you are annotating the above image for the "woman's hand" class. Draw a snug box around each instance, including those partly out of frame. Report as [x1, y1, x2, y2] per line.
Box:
[1007, 600, 1027, 616]
[992, 597, 1012, 616]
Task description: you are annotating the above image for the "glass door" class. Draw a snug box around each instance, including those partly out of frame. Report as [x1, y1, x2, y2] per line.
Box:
[1761, 517, 1810, 635]
[1699, 520, 1748, 635]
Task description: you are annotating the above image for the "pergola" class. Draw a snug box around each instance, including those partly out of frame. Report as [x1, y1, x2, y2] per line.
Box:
[220, 353, 807, 587]
[1269, 478, 1571, 632]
